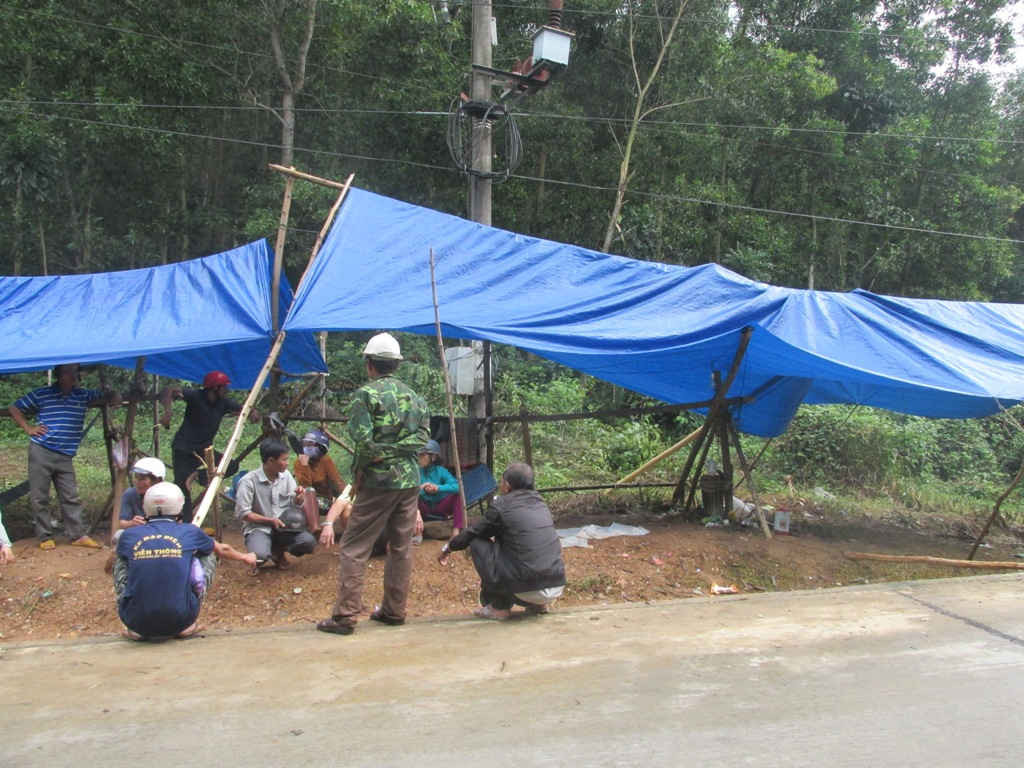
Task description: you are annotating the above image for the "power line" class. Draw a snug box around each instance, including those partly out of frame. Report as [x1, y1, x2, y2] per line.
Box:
[510, 172, 1024, 245]
[0, 99, 449, 117]
[5, 108, 455, 174]
[516, 110, 1024, 146]
[10, 98, 1020, 187]
[5, 98, 1017, 147]
[5, 106, 1019, 245]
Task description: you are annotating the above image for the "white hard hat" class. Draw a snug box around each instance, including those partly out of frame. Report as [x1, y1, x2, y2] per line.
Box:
[132, 456, 167, 480]
[143, 481, 185, 519]
[362, 332, 403, 360]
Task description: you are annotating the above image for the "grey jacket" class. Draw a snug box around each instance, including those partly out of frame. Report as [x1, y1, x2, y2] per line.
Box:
[449, 489, 565, 594]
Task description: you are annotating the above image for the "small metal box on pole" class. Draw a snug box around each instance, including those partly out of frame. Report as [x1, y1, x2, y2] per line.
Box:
[532, 25, 574, 67]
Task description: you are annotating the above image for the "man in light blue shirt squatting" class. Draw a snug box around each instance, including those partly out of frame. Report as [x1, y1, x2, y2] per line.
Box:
[8, 363, 116, 550]
[235, 437, 317, 570]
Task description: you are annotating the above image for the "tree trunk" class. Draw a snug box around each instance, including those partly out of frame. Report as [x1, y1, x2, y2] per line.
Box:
[600, 0, 689, 253]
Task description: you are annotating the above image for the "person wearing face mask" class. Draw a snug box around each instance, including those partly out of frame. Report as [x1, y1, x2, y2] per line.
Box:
[292, 429, 346, 533]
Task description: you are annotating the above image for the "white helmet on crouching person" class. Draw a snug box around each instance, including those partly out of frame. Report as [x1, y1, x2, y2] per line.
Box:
[132, 456, 167, 481]
[362, 332, 403, 361]
[143, 482, 186, 519]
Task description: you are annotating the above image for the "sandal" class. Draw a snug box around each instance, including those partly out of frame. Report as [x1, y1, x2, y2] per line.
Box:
[316, 616, 355, 635]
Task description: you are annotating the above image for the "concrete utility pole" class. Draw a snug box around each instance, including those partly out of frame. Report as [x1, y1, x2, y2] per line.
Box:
[469, 0, 493, 428]
[469, 0, 493, 227]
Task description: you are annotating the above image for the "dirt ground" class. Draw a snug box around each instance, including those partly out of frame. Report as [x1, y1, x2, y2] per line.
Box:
[2, 496, 1022, 643]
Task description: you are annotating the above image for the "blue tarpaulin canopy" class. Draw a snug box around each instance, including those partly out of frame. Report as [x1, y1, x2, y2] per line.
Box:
[0, 240, 326, 387]
[283, 188, 1024, 437]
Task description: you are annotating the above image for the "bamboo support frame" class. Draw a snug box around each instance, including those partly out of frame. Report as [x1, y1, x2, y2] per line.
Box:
[191, 174, 354, 529]
[672, 328, 753, 505]
[268, 164, 352, 190]
[430, 248, 470, 532]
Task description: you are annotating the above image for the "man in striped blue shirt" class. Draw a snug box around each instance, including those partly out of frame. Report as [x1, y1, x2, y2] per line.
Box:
[9, 363, 113, 550]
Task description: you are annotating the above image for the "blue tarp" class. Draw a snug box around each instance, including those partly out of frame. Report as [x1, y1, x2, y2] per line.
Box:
[283, 187, 1024, 437]
[0, 240, 326, 387]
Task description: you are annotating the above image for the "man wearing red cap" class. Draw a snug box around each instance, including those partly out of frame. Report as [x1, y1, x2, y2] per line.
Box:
[161, 371, 258, 523]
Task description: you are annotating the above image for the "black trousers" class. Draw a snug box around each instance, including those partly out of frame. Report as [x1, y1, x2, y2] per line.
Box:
[469, 538, 535, 611]
[173, 448, 223, 524]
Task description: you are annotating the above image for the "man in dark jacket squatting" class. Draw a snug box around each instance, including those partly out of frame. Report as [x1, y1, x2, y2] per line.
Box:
[438, 462, 565, 620]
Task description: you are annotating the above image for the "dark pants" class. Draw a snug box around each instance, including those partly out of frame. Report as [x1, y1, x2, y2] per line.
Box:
[468, 538, 532, 611]
[173, 448, 222, 524]
[244, 529, 316, 561]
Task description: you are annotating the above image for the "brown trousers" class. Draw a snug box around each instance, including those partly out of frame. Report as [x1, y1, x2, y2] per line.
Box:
[331, 486, 419, 622]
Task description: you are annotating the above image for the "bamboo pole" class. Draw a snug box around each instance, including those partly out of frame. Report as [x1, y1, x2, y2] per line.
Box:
[672, 419, 713, 506]
[614, 426, 703, 486]
[430, 248, 470, 533]
[269, 173, 295, 398]
[968, 460, 1024, 559]
[191, 331, 287, 529]
[484, 341, 494, 471]
[271, 175, 294, 335]
[319, 331, 328, 421]
[845, 551, 1024, 570]
[151, 374, 160, 456]
[683, 429, 716, 511]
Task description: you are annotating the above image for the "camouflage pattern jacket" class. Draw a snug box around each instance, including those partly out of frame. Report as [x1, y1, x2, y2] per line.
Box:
[346, 375, 429, 490]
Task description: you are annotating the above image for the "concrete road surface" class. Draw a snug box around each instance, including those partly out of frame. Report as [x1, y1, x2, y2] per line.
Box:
[2, 573, 1022, 767]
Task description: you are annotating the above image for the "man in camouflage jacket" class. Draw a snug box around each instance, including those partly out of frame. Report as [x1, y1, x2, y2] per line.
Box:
[318, 333, 429, 635]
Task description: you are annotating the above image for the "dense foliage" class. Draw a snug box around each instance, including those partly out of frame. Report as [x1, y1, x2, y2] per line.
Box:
[1, 0, 1022, 300]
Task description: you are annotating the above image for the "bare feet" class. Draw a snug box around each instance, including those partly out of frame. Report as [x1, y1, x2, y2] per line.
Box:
[176, 621, 205, 639]
[121, 627, 143, 641]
